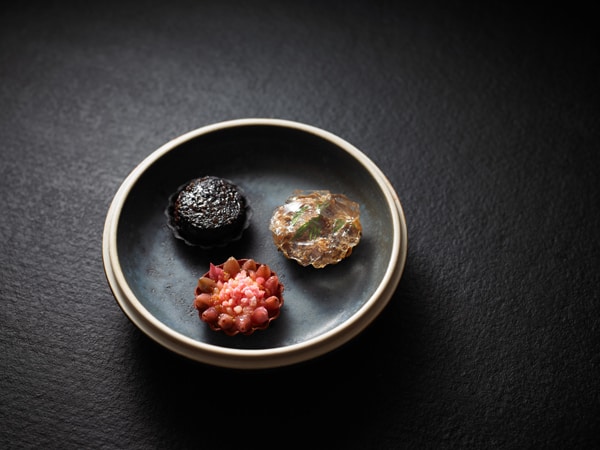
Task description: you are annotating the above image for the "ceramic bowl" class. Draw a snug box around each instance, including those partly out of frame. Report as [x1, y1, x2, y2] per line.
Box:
[102, 118, 407, 369]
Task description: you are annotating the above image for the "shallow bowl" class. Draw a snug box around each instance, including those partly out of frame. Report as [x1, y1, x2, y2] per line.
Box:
[102, 118, 407, 369]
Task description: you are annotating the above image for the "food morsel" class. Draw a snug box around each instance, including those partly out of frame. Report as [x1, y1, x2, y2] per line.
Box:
[269, 190, 362, 268]
[166, 176, 250, 247]
[193, 257, 284, 336]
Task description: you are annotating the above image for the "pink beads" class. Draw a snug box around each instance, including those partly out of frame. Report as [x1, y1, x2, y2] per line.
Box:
[194, 257, 284, 336]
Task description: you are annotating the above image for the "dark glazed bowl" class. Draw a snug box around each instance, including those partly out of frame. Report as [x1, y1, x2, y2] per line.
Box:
[102, 118, 407, 369]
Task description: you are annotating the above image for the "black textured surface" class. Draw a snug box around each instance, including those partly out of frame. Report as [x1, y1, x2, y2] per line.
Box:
[1, 1, 599, 448]
[168, 176, 248, 246]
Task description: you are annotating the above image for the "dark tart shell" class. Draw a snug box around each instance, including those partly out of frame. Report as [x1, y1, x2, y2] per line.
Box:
[166, 176, 251, 247]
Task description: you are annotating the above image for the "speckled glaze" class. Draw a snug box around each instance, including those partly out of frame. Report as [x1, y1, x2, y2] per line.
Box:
[103, 119, 407, 369]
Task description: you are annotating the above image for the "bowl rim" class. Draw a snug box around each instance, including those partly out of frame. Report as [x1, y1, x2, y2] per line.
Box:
[102, 118, 408, 369]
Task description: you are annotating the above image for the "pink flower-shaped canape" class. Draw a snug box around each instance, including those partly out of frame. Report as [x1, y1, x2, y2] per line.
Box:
[193, 257, 284, 336]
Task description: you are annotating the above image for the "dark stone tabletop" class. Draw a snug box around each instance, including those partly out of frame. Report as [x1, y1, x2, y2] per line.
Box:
[1, 1, 598, 448]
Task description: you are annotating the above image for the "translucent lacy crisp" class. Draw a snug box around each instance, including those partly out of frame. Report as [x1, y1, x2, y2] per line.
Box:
[269, 190, 362, 268]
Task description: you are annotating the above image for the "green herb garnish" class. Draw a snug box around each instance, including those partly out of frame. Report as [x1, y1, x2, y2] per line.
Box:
[333, 218, 345, 233]
[290, 205, 309, 225]
[293, 216, 323, 241]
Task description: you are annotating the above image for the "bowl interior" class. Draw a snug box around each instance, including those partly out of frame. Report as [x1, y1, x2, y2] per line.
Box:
[116, 124, 396, 350]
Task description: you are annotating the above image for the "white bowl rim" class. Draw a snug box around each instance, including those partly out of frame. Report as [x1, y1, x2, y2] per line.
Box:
[102, 118, 408, 369]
